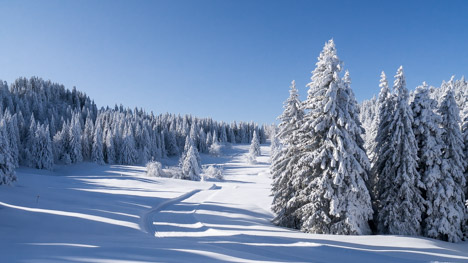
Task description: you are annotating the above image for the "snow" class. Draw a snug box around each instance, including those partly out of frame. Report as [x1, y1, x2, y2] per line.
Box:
[1, 144, 467, 262]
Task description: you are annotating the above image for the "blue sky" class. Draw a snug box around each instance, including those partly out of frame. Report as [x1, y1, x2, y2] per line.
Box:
[1, 0, 467, 123]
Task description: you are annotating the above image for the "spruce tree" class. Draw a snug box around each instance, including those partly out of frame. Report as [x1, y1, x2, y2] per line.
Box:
[179, 136, 201, 181]
[434, 87, 466, 242]
[294, 40, 373, 235]
[367, 71, 390, 165]
[410, 83, 448, 239]
[271, 80, 304, 228]
[68, 113, 83, 163]
[92, 121, 104, 164]
[120, 124, 137, 165]
[249, 130, 261, 157]
[0, 119, 16, 184]
[82, 115, 94, 161]
[376, 66, 424, 235]
[33, 124, 54, 170]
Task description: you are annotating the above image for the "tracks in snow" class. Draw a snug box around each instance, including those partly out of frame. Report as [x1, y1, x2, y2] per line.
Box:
[140, 183, 221, 237]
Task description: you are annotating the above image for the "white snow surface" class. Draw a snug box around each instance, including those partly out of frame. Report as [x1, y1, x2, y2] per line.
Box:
[1, 144, 467, 262]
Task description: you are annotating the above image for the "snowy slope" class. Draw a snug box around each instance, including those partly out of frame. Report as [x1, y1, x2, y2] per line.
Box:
[1, 144, 467, 262]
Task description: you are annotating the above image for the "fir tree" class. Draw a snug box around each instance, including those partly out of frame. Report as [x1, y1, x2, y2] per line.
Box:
[410, 83, 447, 239]
[271, 80, 304, 228]
[0, 119, 16, 184]
[82, 115, 94, 161]
[249, 130, 261, 157]
[179, 136, 201, 181]
[294, 40, 373, 235]
[92, 121, 104, 164]
[433, 87, 466, 242]
[120, 124, 137, 165]
[32, 124, 54, 170]
[376, 66, 425, 235]
[68, 113, 83, 163]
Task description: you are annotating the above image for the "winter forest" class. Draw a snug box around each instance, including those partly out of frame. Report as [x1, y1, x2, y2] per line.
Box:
[270, 40, 468, 243]
[1, 38, 467, 262]
[0, 78, 267, 184]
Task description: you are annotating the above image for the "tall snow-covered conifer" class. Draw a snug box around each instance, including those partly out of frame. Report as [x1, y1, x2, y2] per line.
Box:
[367, 72, 390, 164]
[32, 124, 54, 170]
[92, 120, 104, 164]
[179, 136, 201, 181]
[434, 86, 466, 242]
[68, 113, 83, 163]
[376, 66, 424, 235]
[271, 80, 304, 228]
[293, 40, 373, 235]
[410, 83, 449, 240]
[249, 130, 261, 157]
[0, 119, 16, 184]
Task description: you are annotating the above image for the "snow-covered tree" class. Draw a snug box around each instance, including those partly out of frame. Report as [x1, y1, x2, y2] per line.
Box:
[368, 72, 392, 213]
[68, 113, 83, 163]
[292, 40, 373, 235]
[271, 80, 304, 228]
[53, 121, 71, 164]
[410, 83, 448, 240]
[139, 126, 151, 164]
[91, 121, 104, 164]
[432, 86, 466, 242]
[249, 130, 261, 157]
[269, 127, 281, 161]
[146, 160, 164, 177]
[375, 66, 425, 235]
[4, 110, 20, 167]
[104, 127, 115, 164]
[82, 115, 94, 161]
[22, 113, 36, 166]
[179, 137, 201, 181]
[367, 71, 389, 164]
[0, 119, 16, 184]
[32, 124, 54, 170]
[120, 124, 137, 165]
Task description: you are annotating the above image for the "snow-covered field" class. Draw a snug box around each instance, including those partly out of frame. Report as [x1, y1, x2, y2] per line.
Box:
[1, 144, 467, 263]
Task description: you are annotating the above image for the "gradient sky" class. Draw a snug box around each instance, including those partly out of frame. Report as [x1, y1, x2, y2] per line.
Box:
[1, 0, 467, 123]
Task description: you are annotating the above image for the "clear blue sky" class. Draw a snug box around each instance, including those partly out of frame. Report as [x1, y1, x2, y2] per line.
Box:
[1, 0, 467, 123]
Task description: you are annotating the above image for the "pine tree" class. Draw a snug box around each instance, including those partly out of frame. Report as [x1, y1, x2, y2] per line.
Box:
[410, 83, 447, 240]
[120, 124, 137, 165]
[92, 121, 104, 164]
[165, 130, 179, 156]
[32, 124, 54, 170]
[271, 80, 304, 228]
[249, 130, 261, 157]
[369, 72, 394, 218]
[376, 66, 424, 235]
[3, 110, 20, 167]
[269, 127, 281, 161]
[68, 113, 83, 163]
[433, 87, 466, 242]
[104, 128, 115, 164]
[367, 72, 390, 164]
[82, 115, 94, 161]
[0, 119, 16, 184]
[179, 137, 201, 181]
[22, 113, 36, 166]
[139, 126, 151, 164]
[293, 40, 373, 235]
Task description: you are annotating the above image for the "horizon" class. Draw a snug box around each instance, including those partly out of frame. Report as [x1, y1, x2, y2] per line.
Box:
[1, 0, 467, 123]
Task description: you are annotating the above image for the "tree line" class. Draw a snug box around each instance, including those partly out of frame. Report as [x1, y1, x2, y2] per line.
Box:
[0, 77, 267, 184]
[271, 40, 468, 242]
